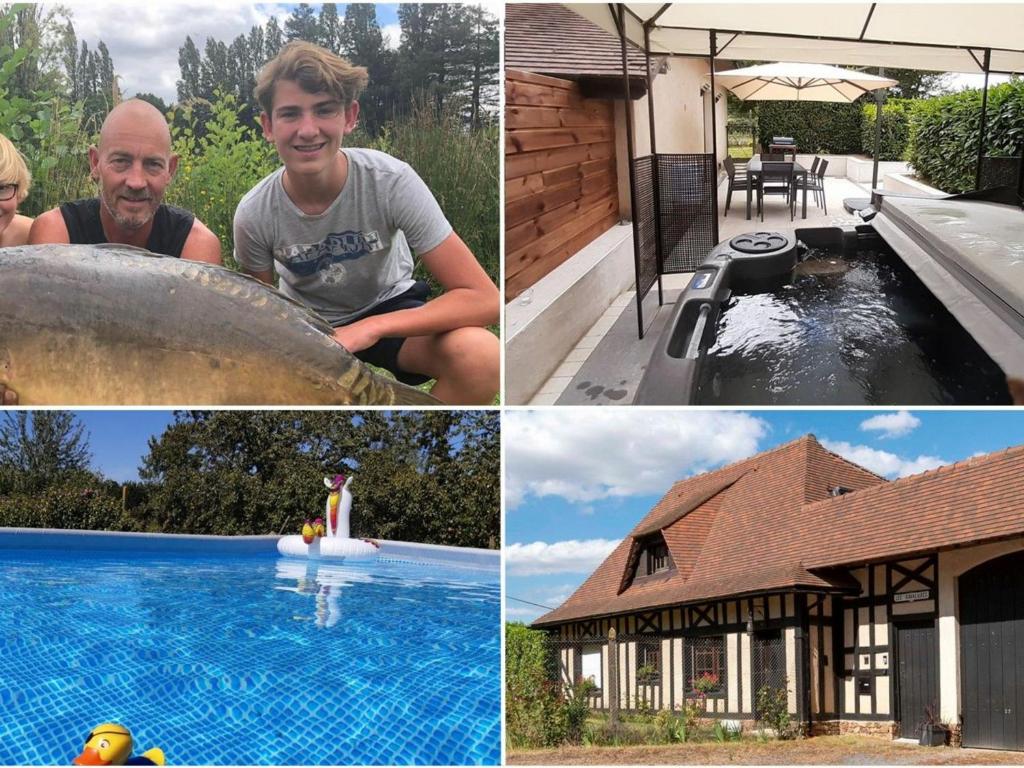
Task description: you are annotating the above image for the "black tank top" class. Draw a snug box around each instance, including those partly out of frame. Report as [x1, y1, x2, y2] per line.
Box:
[59, 198, 195, 258]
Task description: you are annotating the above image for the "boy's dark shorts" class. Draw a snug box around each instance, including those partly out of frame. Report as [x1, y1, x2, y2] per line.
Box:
[336, 281, 432, 386]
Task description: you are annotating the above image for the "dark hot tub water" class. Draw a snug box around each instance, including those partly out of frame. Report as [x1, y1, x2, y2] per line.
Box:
[693, 241, 1012, 405]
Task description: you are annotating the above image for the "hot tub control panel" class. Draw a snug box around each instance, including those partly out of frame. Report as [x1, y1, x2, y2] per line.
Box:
[691, 271, 715, 290]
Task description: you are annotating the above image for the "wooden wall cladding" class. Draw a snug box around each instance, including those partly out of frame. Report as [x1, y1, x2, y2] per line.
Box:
[505, 69, 620, 302]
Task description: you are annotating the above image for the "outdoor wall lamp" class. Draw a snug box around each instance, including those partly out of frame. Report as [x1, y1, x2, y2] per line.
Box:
[746, 607, 765, 637]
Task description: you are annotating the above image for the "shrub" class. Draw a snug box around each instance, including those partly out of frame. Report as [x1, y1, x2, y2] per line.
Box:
[165, 93, 279, 269]
[0, 486, 125, 530]
[907, 79, 1024, 193]
[347, 96, 499, 287]
[861, 99, 912, 161]
[583, 720, 647, 747]
[505, 623, 565, 748]
[564, 679, 596, 745]
[757, 101, 864, 154]
[755, 684, 797, 740]
[653, 708, 690, 743]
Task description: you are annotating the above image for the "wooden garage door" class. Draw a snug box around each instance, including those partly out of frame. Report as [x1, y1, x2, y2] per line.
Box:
[960, 550, 1024, 751]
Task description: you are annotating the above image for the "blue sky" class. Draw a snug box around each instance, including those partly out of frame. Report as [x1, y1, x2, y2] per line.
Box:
[505, 409, 1024, 625]
[74, 411, 178, 482]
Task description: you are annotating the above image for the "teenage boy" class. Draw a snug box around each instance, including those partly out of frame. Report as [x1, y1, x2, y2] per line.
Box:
[234, 42, 499, 405]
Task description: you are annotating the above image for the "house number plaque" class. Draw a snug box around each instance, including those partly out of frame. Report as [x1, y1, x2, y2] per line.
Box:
[893, 590, 930, 603]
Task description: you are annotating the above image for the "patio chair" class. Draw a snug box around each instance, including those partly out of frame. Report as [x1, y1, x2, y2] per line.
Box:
[723, 155, 750, 217]
[757, 161, 795, 221]
[795, 157, 827, 212]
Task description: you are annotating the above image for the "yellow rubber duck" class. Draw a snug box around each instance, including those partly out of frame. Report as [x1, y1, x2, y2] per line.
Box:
[73, 723, 165, 766]
[313, 517, 325, 538]
[301, 520, 315, 545]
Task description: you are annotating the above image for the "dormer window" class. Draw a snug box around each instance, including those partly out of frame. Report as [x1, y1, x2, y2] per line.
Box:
[647, 541, 669, 574]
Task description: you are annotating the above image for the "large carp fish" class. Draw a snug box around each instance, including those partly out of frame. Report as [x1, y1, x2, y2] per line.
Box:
[0, 244, 441, 405]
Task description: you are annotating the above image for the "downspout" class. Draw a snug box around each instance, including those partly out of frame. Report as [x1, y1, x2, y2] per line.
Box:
[616, 3, 644, 339]
[709, 30, 720, 244]
[974, 48, 991, 191]
[644, 22, 664, 307]
[871, 67, 885, 191]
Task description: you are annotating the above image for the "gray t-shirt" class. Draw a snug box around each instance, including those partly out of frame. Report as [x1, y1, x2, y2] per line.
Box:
[233, 148, 452, 325]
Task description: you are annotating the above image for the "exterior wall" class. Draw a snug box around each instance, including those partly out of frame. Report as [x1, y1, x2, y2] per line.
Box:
[615, 56, 728, 218]
[505, 69, 620, 301]
[837, 559, 936, 723]
[553, 591, 802, 722]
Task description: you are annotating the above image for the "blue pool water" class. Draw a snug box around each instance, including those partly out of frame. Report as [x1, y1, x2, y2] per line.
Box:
[0, 548, 500, 765]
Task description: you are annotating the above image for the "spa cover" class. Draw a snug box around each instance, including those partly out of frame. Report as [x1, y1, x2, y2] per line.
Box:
[872, 196, 1024, 379]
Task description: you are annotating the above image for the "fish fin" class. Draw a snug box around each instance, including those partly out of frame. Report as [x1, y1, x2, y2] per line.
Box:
[93, 242, 164, 258]
[231, 270, 337, 336]
[391, 381, 444, 405]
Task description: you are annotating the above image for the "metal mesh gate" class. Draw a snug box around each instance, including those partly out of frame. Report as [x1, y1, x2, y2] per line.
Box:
[657, 154, 719, 274]
[753, 628, 788, 718]
[540, 633, 734, 714]
[632, 155, 659, 301]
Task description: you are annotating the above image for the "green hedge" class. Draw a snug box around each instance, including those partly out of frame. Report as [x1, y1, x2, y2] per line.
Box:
[861, 99, 912, 161]
[505, 623, 567, 749]
[757, 101, 863, 154]
[907, 80, 1024, 194]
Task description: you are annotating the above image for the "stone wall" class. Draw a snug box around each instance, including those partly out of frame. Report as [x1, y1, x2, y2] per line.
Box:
[838, 720, 898, 738]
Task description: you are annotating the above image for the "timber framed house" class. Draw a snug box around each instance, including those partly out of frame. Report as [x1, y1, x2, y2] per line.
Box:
[533, 435, 1024, 751]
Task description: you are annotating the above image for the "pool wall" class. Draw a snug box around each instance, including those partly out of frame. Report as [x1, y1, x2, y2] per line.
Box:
[0, 528, 499, 570]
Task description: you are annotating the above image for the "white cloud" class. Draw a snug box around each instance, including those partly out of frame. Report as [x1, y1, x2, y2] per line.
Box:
[381, 23, 401, 50]
[505, 410, 768, 509]
[821, 440, 946, 479]
[859, 411, 921, 439]
[505, 539, 618, 576]
[62, 3, 295, 103]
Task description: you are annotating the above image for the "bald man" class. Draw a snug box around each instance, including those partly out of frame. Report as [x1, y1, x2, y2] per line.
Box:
[28, 99, 221, 262]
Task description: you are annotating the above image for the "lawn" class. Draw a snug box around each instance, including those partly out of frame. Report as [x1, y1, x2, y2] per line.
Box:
[508, 735, 1024, 765]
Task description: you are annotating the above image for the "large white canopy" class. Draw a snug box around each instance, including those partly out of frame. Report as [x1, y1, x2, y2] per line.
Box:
[713, 62, 899, 102]
[570, 4, 1024, 75]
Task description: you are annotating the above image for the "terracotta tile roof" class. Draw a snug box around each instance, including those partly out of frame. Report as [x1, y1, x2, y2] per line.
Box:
[800, 445, 1024, 568]
[534, 435, 1024, 629]
[505, 3, 647, 79]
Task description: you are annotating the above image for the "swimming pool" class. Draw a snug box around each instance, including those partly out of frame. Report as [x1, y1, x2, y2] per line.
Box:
[0, 534, 500, 765]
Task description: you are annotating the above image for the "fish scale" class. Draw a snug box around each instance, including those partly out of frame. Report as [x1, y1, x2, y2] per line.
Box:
[0, 244, 439, 405]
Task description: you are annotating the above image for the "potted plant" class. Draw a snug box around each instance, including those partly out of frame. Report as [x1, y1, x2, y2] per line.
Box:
[919, 705, 948, 747]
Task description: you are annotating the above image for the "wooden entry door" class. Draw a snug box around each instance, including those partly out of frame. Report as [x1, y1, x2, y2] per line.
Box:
[895, 618, 938, 739]
[960, 551, 1024, 751]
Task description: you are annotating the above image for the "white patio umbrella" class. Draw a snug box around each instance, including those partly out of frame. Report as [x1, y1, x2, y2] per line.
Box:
[711, 62, 897, 103]
[711, 62, 898, 190]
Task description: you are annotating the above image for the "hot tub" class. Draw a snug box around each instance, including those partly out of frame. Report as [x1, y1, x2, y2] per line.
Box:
[635, 197, 1024, 404]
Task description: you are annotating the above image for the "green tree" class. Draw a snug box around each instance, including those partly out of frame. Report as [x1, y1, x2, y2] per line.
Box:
[133, 91, 169, 114]
[0, 411, 92, 492]
[264, 16, 284, 59]
[340, 3, 395, 133]
[135, 410, 499, 545]
[464, 4, 499, 127]
[884, 67, 952, 99]
[319, 3, 342, 52]
[176, 35, 201, 102]
[284, 3, 320, 44]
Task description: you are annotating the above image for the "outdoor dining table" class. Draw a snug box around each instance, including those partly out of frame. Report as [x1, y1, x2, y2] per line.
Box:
[745, 155, 810, 221]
